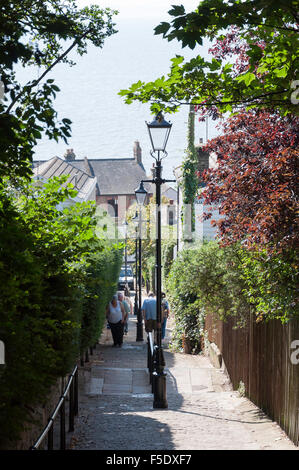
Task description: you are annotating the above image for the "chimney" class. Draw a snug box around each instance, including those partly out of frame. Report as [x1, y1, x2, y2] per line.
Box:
[133, 141, 142, 164]
[64, 148, 76, 161]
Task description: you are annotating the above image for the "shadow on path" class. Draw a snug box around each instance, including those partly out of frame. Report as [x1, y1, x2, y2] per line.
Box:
[71, 313, 297, 451]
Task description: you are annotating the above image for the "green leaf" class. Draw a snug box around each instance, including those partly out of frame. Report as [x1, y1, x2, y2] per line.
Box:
[273, 66, 288, 78]
[168, 5, 185, 17]
[236, 72, 256, 86]
[154, 22, 171, 36]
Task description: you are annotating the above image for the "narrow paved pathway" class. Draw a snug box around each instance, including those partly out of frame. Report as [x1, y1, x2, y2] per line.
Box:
[70, 313, 297, 450]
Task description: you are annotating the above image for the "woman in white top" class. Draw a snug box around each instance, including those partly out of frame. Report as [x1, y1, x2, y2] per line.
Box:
[105, 295, 125, 347]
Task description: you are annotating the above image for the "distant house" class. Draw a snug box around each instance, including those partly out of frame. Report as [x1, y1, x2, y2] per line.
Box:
[33, 156, 97, 209]
[174, 146, 220, 251]
[33, 141, 180, 224]
[64, 141, 153, 222]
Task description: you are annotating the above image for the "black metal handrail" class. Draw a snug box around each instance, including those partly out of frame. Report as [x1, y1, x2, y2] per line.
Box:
[147, 332, 155, 392]
[30, 365, 78, 450]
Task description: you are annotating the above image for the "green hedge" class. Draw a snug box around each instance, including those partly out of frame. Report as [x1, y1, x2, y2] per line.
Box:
[240, 248, 298, 323]
[80, 247, 123, 353]
[143, 255, 155, 293]
[0, 177, 123, 447]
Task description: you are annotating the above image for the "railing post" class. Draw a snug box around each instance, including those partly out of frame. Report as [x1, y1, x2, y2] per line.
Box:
[147, 333, 156, 393]
[69, 379, 74, 432]
[74, 367, 79, 416]
[147, 336, 152, 386]
[147, 335, 150, 370]
[60, 400, 66, 450]
[85, 349, 89, 363]
[48, 422, 54, 450]
[152, 344, 159, 396]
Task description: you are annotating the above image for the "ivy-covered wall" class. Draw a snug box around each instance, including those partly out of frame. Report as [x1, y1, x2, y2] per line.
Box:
[180, 104, 199, 235]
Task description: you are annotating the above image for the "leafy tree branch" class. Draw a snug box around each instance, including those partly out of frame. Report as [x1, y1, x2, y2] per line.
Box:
[119, 0, 298, 116]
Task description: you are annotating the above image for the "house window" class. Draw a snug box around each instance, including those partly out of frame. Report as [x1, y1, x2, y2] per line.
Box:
[167, 203, 175, 225]
[107, 199, 118, 218]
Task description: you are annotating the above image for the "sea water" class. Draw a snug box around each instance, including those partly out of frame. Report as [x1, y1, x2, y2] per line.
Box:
[17, 14, 219, 180]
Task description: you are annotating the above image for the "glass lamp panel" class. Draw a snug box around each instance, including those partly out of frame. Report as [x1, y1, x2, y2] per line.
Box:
[135, 190, 147, 206]
[135, 182, 147, 206]
[149, 126, 170, 152]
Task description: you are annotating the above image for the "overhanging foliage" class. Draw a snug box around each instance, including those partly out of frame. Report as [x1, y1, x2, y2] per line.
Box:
[0, 177, 123, 446]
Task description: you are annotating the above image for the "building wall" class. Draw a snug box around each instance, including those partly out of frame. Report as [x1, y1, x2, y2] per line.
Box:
[175, 186, 221, 249]
[163, 187, 177, 202]
[194, 200, 221, 242]
[87, 186, 97, 202]
[97, 195, 119, 218]
[96, 193, 152, 221]
[126, 194, 137, 212]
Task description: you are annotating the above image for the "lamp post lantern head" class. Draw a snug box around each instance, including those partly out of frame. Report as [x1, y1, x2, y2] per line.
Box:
[132, 210, 139, 225]
[146, 111, 172, 155]
[135, 181, 147, 206]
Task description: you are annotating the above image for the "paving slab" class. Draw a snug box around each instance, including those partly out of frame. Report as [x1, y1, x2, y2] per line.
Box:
[86, 378, 104, 396]
[104, 370, 132, 385]
[102, 384, 132, 394]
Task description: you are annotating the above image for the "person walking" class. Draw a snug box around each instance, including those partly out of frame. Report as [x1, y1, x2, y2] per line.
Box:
[118, 292, 130, 335]
[141, 292, 157, 333]
[105, 294, 125, 347]
[161, 292, 170, 341]
[125, 292, 133, 316]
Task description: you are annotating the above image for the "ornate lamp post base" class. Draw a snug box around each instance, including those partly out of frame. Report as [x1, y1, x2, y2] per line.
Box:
[152, 340, 168, 409]
[136, 315, 144, 342]
[153, 372, 168, 409]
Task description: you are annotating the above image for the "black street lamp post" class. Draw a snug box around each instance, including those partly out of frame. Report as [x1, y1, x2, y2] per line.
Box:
[132, 212, 138, 316]
[122, 219, 128, 291]
[132, 210, 143, 342]
[135, 112, 175, 409]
